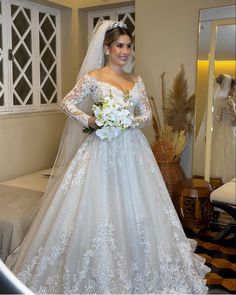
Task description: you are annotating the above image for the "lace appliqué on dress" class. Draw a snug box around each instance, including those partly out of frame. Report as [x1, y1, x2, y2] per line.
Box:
[61, 139, 92, 195]
[61, 74, 152, 131]
[17, 229, 72, 293]
[225, 98, 236, 125]
[131, 77, 152, 129]
[15, 214, 209, 294]
[61, 75, 97, 127]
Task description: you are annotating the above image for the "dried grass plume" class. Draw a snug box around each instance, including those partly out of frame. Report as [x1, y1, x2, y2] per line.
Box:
[150, 65, 195, 161]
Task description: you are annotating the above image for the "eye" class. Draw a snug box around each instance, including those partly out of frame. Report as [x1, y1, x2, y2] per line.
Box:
[127, 44, 132, 49]
[116, 44, 123, 48]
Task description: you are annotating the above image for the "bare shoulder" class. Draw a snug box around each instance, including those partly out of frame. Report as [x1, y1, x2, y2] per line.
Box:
[87, 69, 99, 79]
[126, 72, 140, 83]
[88, 68, 105, 79]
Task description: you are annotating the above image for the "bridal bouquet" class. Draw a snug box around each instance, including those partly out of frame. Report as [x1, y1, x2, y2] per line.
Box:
[84, 90, 133, 140]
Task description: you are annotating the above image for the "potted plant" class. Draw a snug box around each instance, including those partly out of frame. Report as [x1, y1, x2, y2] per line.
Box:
[150, 65, 195, 197]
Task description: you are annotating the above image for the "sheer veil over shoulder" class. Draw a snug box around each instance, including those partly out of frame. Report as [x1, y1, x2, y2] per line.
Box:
[6, 20, 210, 294]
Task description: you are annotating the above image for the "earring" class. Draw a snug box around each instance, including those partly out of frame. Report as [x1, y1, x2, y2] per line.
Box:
[105, 51, 109, 56]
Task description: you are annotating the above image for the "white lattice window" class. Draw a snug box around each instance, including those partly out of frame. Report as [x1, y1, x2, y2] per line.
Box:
[0, 0, 61, 114]
[0, 1, 7, 110]
[88, 7, 135, 68]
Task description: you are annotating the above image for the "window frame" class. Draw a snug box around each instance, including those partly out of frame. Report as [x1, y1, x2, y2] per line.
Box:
[0, 0, 61, 115]
[88, 6, 135, 42]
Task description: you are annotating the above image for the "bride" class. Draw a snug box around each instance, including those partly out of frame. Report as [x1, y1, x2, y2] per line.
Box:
[194, 74, 235, 182]
[6, 20, 209, 294]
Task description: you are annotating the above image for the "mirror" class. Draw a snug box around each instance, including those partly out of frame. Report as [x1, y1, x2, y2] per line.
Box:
[193, 6, 236, 183]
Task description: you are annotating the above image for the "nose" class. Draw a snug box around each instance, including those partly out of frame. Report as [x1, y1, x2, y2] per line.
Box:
[122, 46, 130, 55]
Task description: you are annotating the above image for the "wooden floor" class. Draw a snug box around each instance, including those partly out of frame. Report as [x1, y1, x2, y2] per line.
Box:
[185, 225, 236, 294]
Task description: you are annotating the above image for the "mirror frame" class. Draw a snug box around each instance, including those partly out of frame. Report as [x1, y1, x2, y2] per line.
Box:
[204, 18, 236, 182]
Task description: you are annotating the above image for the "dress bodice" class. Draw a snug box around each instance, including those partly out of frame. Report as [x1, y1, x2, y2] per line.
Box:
[61, 74, 152, 129]
[220, 98, 236, 126]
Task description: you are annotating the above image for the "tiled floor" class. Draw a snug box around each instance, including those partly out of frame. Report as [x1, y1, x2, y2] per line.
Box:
[185, 225, 236, 294]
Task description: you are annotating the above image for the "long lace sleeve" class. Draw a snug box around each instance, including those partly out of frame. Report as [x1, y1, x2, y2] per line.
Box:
[61, 74, 96, 127]
[131, 77, 152, 129]
[225, 99, 236, 126]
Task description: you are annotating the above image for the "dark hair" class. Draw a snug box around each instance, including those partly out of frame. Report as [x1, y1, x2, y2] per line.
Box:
[216, 74, 225, 85]
[231, 78, 236, 87]
[103, 26, 133, 47]
[216, 74, 236, 87]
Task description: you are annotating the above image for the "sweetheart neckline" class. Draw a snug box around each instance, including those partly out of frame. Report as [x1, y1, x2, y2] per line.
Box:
[86, 74, 140, 94]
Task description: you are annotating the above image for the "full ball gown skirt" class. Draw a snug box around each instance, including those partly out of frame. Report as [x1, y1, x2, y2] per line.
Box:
[7, 75, 209, 294]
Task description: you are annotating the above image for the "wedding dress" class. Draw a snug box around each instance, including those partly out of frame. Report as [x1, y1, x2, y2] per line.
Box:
[7, 73, 209, 294]
[210, 97, 236, 182]
[193, 73, 235, 183]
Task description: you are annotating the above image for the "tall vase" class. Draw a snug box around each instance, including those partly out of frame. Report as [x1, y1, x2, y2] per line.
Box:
[152, 139, 185, 199]
[156, 159, 185, 198]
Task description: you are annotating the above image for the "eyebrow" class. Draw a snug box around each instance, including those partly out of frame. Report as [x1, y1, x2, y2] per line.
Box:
[114, 42, 132, 45]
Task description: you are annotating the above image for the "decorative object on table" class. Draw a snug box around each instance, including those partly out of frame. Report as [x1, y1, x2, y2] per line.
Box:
[150, 65, 195, 197]
[173, 178, 213, 232]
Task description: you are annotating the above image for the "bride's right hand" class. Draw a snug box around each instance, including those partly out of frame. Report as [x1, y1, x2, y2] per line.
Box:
[88, 116, 99, 129]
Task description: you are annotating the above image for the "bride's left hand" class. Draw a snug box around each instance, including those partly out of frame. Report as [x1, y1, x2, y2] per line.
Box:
[88, 116, 99, 129]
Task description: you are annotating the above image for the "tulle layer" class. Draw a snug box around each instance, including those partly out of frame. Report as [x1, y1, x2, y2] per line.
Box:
[211, 121, 236, 182]
[9, 129, 209, 294]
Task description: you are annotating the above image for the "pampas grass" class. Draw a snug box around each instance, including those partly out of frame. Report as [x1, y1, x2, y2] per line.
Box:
[164, 65, 195, 134]
[150, 65, 195, 161]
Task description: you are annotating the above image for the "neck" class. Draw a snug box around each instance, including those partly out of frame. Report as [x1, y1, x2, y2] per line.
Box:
[105, 63, 124, 75]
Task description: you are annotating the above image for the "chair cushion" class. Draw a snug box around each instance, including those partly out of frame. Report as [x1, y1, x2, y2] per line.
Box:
[210, 179, 236, 205]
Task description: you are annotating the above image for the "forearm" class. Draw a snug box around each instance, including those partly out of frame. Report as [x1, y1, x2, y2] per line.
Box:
[131, 77, 152, 129]
[131, 112, 152, 129]
[61, 74, 95, 127]
[61, 98, 91, 127]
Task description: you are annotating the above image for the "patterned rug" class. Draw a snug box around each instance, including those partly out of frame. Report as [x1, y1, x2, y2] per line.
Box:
[185, 224, 236, 294]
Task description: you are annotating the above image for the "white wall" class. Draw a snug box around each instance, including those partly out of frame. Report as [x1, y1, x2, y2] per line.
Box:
[0, 113, 65, 181]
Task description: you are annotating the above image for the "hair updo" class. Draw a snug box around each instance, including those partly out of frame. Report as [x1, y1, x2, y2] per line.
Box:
[216, 74, 225, 85]
[231, 78, 236, 88]
[216, 74, 236, 87]
[103, 26, 133, 47]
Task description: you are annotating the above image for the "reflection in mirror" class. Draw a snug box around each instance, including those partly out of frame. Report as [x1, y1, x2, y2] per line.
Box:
[210, 25, 235, 183]
[193, 6, 236, 183]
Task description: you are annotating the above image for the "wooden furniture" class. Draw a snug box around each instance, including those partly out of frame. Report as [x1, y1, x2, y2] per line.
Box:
[173, 178, 213, 232]
[193, 175, 223, 190]
[152, 140, 185, 197]
[210, 179, 236, 240]
[157, 159, 185, 197]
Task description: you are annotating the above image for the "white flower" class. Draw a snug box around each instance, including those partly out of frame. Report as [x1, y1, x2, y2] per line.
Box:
[93, 91, 133, 140]
[96, 127, 121, 141]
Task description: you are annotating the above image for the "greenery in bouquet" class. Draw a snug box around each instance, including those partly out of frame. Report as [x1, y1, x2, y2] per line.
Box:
[83, 90, 133, 140]
[150, 65, 195, 162]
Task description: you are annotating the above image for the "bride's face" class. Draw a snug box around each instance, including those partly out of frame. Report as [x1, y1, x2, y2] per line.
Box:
[106, 34, 132, 66]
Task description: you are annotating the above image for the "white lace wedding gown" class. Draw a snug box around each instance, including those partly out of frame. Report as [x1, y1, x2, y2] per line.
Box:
[194, 97, 236, 183]
[7, 74, 209, 294]
[211, 98, 236, 182]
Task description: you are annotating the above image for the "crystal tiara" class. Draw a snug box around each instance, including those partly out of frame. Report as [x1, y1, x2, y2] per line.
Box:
[107, 21, 128, 30]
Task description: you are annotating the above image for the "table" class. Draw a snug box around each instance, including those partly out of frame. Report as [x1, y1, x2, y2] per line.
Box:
[173, 178, 213, 232]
